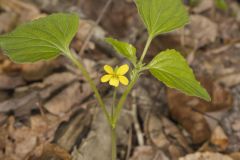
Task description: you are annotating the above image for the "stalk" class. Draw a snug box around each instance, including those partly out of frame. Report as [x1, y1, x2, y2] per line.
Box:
[139, 36, 153, 63]
[66, 50, 111, 124]
[113, 36, 152, 126]
[111, 88, 117, 160]
[111, 127, 116, 160]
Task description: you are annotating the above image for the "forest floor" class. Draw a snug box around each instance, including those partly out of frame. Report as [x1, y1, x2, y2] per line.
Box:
[0, 0, 240, 160]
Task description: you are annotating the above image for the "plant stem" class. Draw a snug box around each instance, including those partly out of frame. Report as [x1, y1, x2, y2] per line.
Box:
[66, 50, 111, 124]
[111, 88, 117, 160]
[111, 127, 116, 160]
[113, 36, 153, 126]
[139, 36, 153, 64]
[112, 88, 117, 118]
[113, 69, 139, 126]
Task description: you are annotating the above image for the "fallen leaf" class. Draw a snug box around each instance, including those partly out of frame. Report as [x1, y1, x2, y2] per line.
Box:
[145, 113, 192, 159]
[193, 0, 214, 13]
[167, 76, 232, 144]
[172, 15, 218, 48]
[0, 12, 18, 33]
[199, 125, 229, 152]
[21, 59, 62, 81]
[72, 106, 111, 160]
[44, 82, 83, 116]
[179, 152, 233, 160]
[0, 0, 41, 22]
[230, 152, 240, 160]
[210, 126, 229, 150]
[130, 146, 169, 160]
[29, 143, 71, 160]
[55, 109, 92, 151]
[0, 74, 25, 90]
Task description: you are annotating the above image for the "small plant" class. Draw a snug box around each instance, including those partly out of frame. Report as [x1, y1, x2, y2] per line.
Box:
[0, 0, 211, 159]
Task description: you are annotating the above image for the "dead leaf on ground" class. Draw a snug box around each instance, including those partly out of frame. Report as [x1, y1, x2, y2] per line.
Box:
[29, 143, 71, 160]
[0, 113, 65, 160]
[230, 152, 240, 160]
[55, 109, 92, 151]
[200, 126, 229, 152]
[187, 15, 218, 48]
[192, 0, 214, 13]
[72, 19, 106, 53]
[0, 91, 40, 115]
[44, 82, 83, 116]
[171, 15, 218, 49]
[21, 59, 63, 81]
[0, 0, 41, 22]
[145, 113, 192, 160]
[179, 152, 233, 160]
[0, 74, 25, 90]
[72, 106, 111, 160]
[130, 146, 169, 160]
[0, 12, 18, 33]
[167, 76, 232, 144]
[210, 126, 229, 151]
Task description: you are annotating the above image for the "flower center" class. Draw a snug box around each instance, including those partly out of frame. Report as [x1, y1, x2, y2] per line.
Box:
[112, 73, 118, 78]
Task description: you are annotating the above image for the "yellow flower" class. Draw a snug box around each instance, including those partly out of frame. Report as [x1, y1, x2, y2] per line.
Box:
[101, 64, 129, 87]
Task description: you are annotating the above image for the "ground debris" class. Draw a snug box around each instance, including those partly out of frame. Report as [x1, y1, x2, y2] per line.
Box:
[179, 152, 233, 160]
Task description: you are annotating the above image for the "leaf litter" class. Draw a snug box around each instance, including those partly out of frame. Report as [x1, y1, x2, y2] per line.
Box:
[0, 0, 240, 159]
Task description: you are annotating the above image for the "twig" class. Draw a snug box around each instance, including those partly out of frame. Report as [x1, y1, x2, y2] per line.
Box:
[125, 127, 132, 160]
[206, 39, 240, 55]
[79, 0, 113, 55]
[131, 90, 144, 146]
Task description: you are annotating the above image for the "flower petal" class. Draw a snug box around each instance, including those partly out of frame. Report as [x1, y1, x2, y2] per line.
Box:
[101, 74, 112, 83]
[104, 65, 114, 74]
[119, 76, 129, 85]
[116, 64, 129, 76]
[109, 77, 119, 87]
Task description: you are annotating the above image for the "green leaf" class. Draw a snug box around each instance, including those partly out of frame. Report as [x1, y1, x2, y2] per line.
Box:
[106, 38, 137, 65]
[135, 0, 189, 38]
[148, 49, 211, 101]
[0, 13, 79, 63]
[215, 0, 228, 11]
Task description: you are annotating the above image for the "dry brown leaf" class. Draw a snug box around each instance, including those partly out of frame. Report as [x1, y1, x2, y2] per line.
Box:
[169, 101, 211, 144]
[0, 12, 18, 33]
[210, 126, 229, 150]
[0, 114, 63, 160]
[199, 125, 229, 152]
[56, 109, 92, 151]
[145, 114, 192, 159]
[217, 73, 240, 88]
[0, 74, 25, 90]
[230, 152, 240, 160]
[72, 107, 111, 160]
[188, 15, 218, 48]
[44, 82, 82, 116]
[167, 76, 232, 144]
[72, 19, 106, 53]
[172, 15, 218, 49]
[192, 0, 214, 13]
[0, 91, 40, 114]
[179, 152, 233, 160]
[0, 0, 41, 22]
[130, 146, 169, 160]
[21, 59, 62, 81]
[29, 143, 71, 160]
